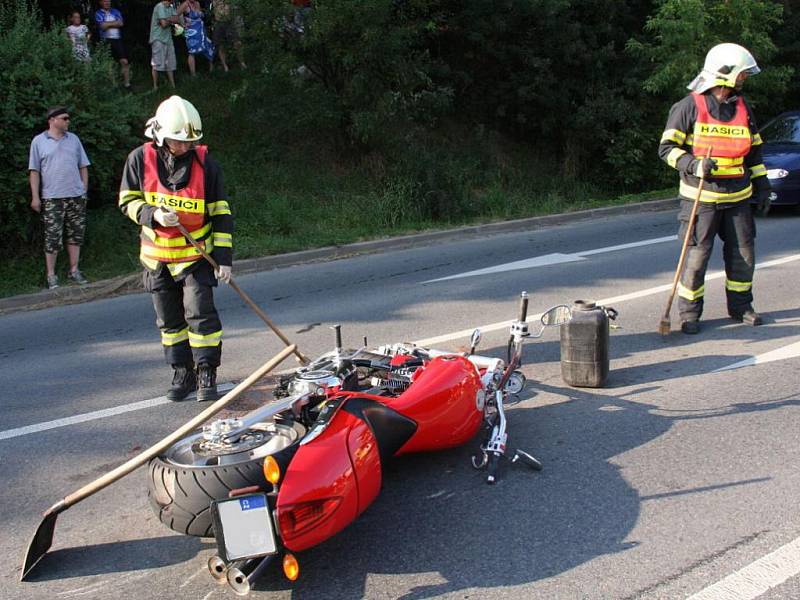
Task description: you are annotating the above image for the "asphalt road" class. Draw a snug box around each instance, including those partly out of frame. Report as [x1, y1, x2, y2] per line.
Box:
[1, 206, 799, 600]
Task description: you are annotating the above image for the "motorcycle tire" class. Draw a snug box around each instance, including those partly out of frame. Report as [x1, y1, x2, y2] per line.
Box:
[148, 420, 306, 537]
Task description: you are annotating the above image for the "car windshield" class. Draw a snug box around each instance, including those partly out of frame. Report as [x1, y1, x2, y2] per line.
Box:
[761, 114, 800, 144]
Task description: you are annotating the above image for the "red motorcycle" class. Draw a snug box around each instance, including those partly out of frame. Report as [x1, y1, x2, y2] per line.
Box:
[147, 292, 571, 595]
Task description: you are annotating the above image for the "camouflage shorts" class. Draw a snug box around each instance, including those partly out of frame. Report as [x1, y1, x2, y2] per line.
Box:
[43, 196, 87, 253]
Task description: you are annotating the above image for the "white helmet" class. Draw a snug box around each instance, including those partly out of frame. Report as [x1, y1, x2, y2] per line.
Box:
[144, 95, 203, 145]
[687, 43, 760, 93]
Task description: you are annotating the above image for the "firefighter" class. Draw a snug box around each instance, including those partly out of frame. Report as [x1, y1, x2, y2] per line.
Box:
[659, 43, 771, 334]
[119, 96, 233, 400]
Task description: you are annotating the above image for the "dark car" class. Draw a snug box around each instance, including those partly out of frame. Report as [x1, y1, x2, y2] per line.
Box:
[755, 110, 800, 210]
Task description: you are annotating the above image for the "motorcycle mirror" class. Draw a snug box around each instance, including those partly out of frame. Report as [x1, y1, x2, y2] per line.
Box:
[469, 329, 482, 351]
[541, 305, 571, 327]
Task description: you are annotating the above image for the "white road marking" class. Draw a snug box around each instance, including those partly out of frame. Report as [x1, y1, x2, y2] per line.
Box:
[415, 253, 800, 346]
[0, 383, 234, 441]
[687, 536, 800, 600]
[2, 253, 798, 442]
[422, 235, 677, 283]
[715, 340, 800, 372]
[424, 253, 584, 283]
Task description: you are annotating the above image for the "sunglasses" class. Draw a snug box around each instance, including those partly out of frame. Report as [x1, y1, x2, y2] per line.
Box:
[60, 116, 71, 121]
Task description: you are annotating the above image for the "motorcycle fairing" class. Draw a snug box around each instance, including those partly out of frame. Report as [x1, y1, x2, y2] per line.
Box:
[277, 408, 381, 552]
[342, 397, 418, 462]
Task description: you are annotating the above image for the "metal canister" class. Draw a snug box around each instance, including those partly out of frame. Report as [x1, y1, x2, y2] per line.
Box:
[560, 300, 616, 388]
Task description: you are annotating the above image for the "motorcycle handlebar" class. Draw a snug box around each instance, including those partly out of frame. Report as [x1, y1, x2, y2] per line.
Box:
[517, 292, 529, 322]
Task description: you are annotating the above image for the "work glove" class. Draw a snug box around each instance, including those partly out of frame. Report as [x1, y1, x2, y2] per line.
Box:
[755, 189, 773, 217]
[686, 157, 717, 179]
[215, 265, 232, 284]
[154, 207, 180, 227]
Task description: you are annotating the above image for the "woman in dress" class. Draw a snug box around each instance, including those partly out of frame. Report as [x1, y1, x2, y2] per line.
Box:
[178, 0, 214, 75]
[66, 11, 91, 62]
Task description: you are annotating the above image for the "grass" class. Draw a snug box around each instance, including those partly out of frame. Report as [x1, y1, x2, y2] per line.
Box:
[1, 68, 672, 299]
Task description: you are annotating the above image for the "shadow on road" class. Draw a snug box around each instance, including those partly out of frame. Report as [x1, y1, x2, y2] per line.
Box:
[241, 373, 794, 599]
[23, 535, 204, 581]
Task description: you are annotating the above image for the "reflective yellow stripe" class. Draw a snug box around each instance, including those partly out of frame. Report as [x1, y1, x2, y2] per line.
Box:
[725, 279, 752, 292]
[167, 261, 196, 277]
[661, 129, 686, 144]
[713, 165, 745, 177]
[667, 148, 687, 168]
[119, 189, 144, 205]
[207, 200, 231, 216]
[141, 238, 214, 261]
[752, 133, 763, 146]
[189, 330, 222, 347]
[140, 255, 204, 277]
[161, 327, 189, 346]
[679, 181, 752, 204]
[125, 199, 147, 222]
[686, 133, 695, 146]
[695, 123, 750, 140]
[714, 156, 744, 167]
[678, 282, 705, 301]
[142, 222, 212, 247]
[750, 164, 767, 178]
[143, 191, 205, 215]
[212, 232, 232, 247]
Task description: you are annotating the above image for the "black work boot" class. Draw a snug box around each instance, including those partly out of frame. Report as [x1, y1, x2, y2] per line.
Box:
[731, 309, 763, 326]
[167, 364, 196, 401]
[681, 320, 701, 335]
[196, 364, 218, 402]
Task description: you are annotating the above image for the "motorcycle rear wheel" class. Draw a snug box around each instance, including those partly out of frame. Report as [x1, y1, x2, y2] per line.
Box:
[147, 420, 306, 537]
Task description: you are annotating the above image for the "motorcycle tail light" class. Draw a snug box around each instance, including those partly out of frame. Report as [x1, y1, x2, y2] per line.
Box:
[263, 456, 281, 485]
[278, 497, 342, 538]
[283, 553, 300, 581]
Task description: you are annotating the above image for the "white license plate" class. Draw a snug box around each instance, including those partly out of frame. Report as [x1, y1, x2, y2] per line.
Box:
[213, 494, 277, 561]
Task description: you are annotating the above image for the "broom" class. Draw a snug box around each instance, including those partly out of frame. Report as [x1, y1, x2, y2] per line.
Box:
[658, 147, 712, 335]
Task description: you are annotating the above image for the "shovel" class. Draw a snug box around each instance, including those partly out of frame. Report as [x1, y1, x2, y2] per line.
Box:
[21, 344, 297, 581]
[173, 220, 309, 365]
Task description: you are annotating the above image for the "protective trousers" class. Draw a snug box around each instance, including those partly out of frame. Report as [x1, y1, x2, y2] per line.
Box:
[143, 260, 222, 367]
[677, 200, 756, 322]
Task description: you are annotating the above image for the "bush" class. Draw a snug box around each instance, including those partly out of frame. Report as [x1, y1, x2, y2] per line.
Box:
[0, 0, 144, 252]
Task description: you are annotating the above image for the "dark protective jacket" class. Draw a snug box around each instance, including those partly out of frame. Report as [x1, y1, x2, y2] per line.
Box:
[659, 91, 769, 204]
[119, 143, 233, 278]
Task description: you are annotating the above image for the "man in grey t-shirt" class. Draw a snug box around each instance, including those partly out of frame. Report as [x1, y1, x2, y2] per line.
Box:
[29, 107, 91, 289]
[149, 0, 182, 90]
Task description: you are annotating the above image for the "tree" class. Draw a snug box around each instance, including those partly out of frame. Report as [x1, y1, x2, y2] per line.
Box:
[0, 0, 143, 251]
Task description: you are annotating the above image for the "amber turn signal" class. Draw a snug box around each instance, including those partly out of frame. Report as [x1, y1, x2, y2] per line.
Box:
[263, 456, 281, 485]
[283, 553, 300, 581]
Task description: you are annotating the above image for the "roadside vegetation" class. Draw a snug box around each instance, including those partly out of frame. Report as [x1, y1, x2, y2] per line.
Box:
[2, 0, 797, 298]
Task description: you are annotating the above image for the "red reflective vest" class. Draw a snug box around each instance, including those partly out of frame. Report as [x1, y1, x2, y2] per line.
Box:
[691, 92, 752, 178]
[140, 144, 212, 265]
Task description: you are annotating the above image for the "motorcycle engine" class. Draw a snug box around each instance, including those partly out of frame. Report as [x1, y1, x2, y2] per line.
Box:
[288, 368, 342, 396]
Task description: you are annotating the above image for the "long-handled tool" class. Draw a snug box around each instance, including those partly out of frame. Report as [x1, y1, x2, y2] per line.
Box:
[20, 344, 297, 581]
[174, 221, 309, 365]
[658, 147, 713, 335]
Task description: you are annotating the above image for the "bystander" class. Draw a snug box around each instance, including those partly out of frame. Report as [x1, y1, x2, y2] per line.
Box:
[149, 0, 182, 90]
[28, 107, 92, 290]
[94, 0, 131, 89]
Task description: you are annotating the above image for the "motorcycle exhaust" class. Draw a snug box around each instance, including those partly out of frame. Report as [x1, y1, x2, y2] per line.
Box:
[227, 555, 273, 596]
[207, 555, 229, 583]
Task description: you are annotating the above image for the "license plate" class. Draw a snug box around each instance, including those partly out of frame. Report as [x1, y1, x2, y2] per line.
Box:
[211, 494, 277, 562]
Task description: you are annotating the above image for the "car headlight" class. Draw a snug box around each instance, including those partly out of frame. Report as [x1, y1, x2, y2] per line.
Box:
[766, 168, 789, 179]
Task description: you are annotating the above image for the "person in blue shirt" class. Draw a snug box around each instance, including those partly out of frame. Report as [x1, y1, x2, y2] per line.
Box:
[94, 0, 131, 89]
[29, 107, 92, 290]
